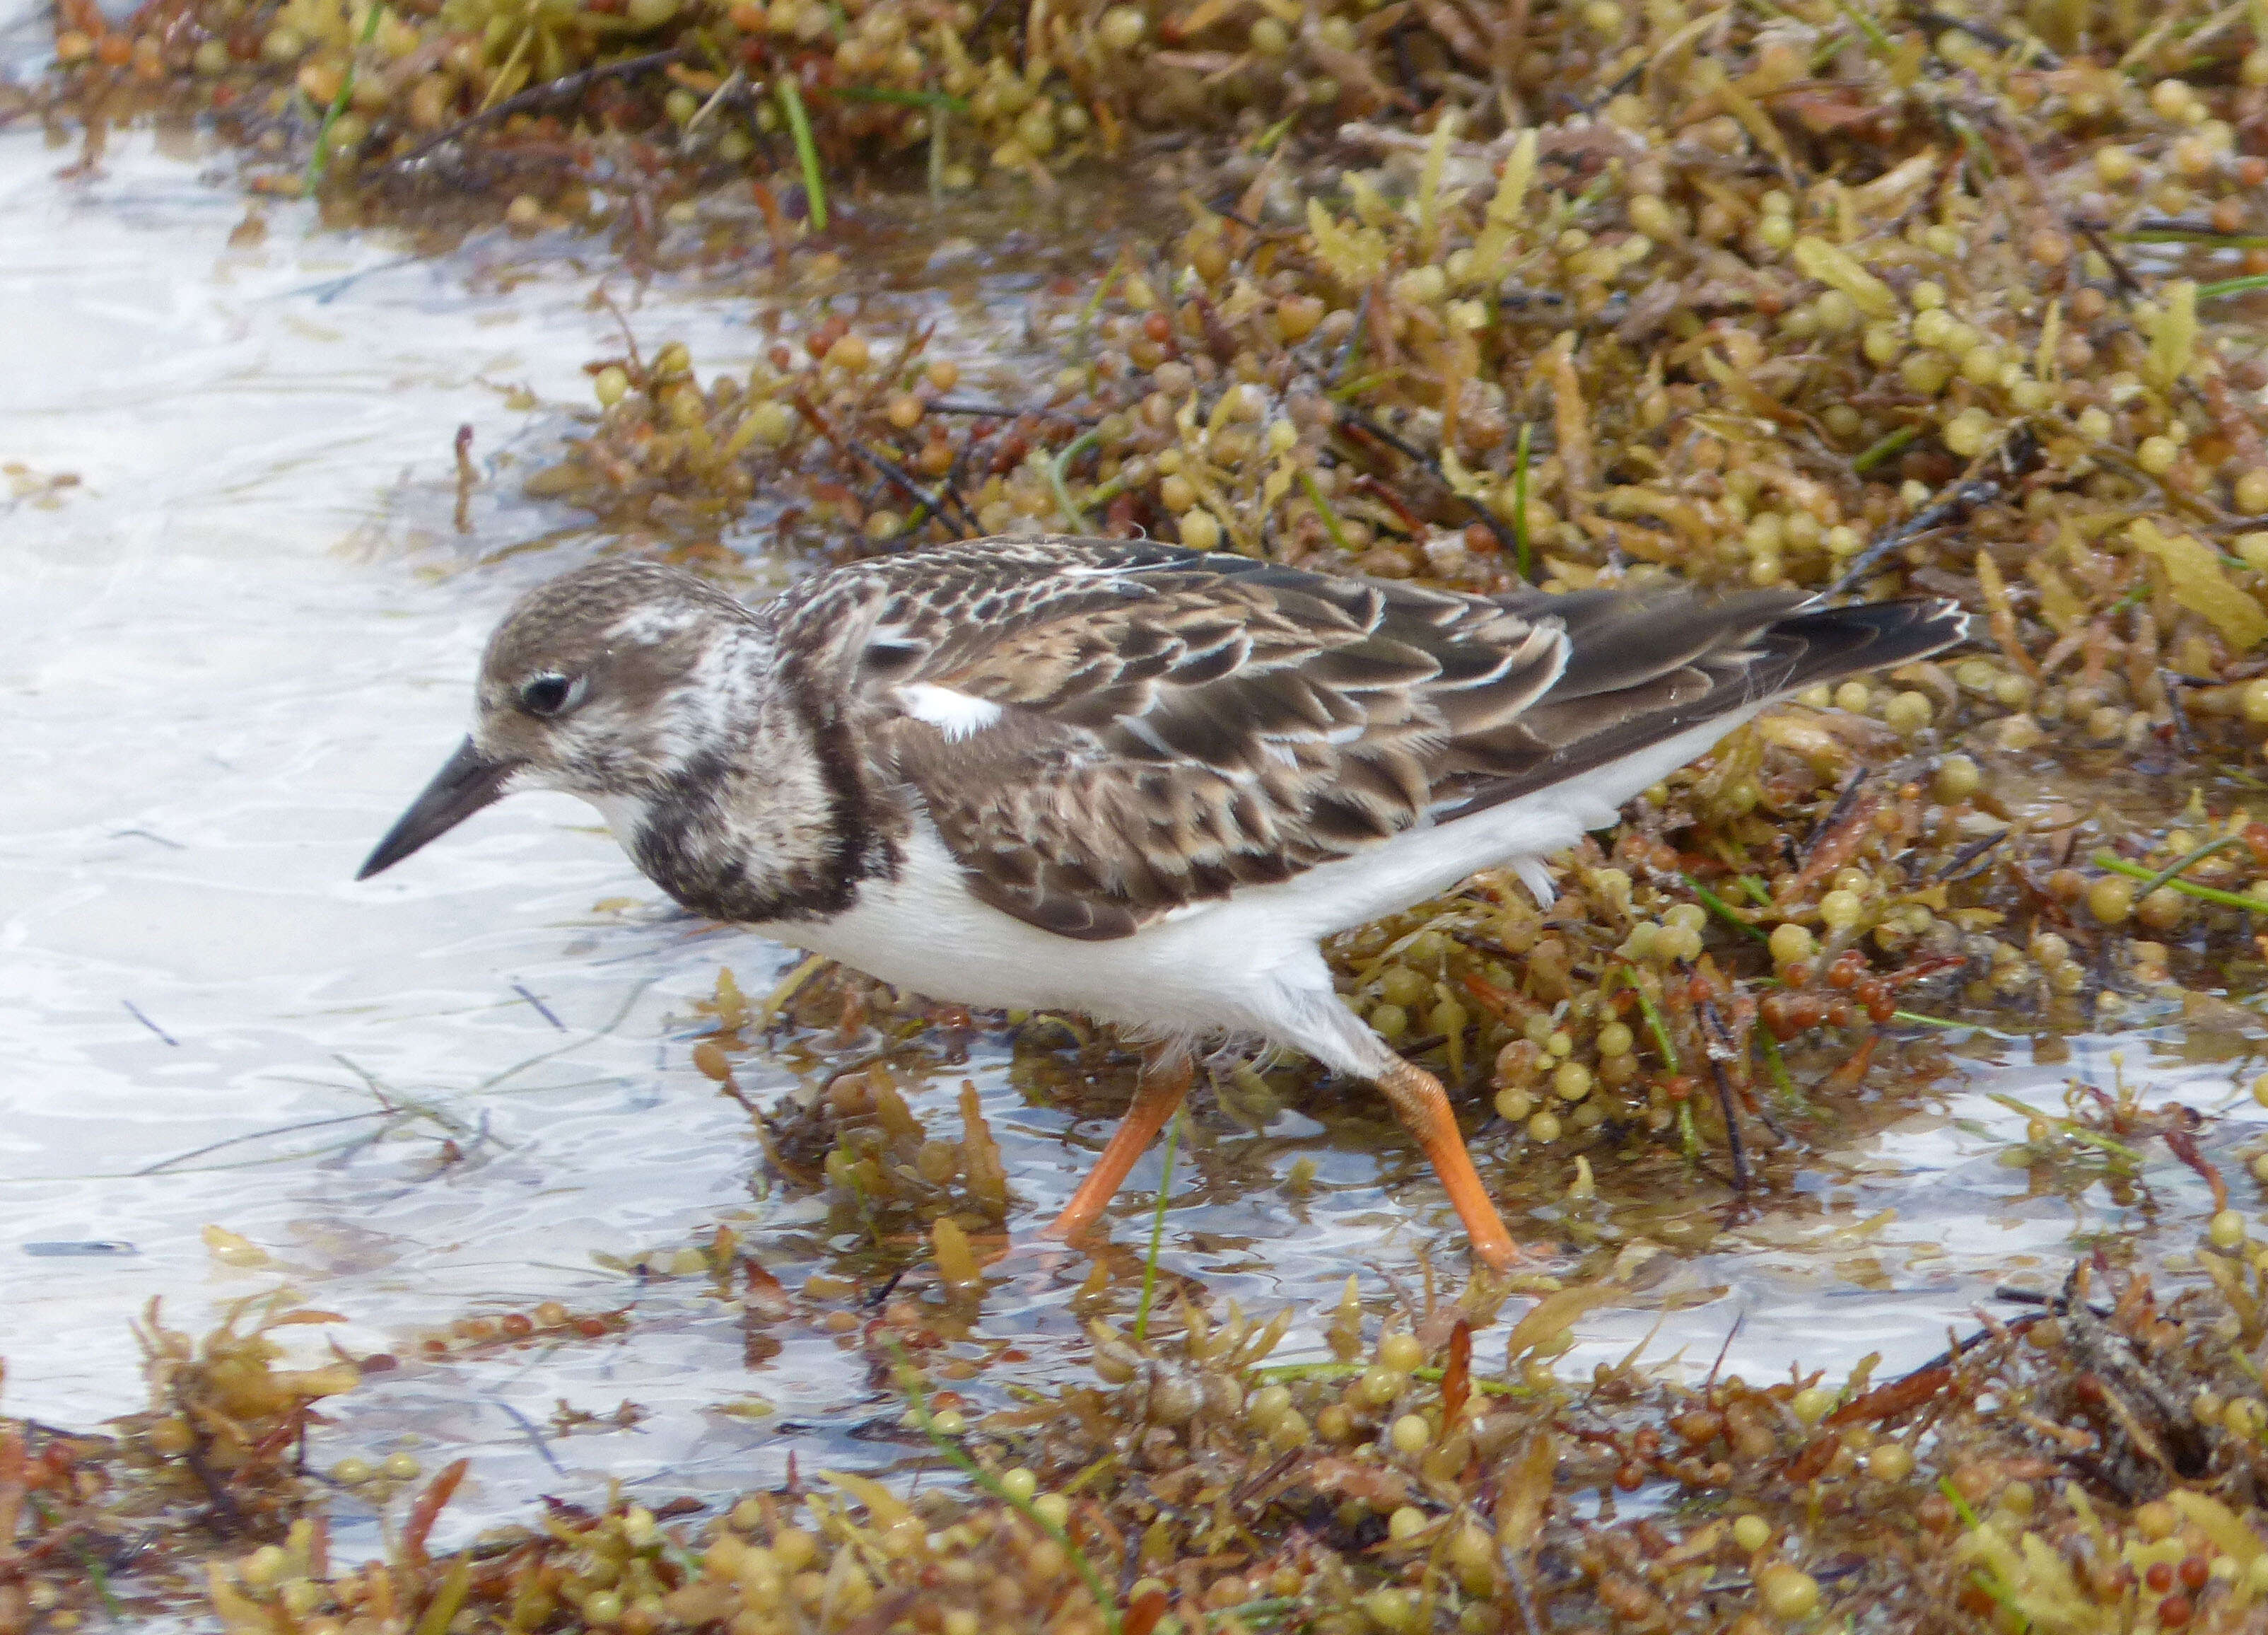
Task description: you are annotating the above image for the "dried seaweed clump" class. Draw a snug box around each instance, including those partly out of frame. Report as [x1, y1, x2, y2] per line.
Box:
[185, 1236, 2268, 1634]
[43, 0, 1553, 209]
[0, 1298, 363, 1630]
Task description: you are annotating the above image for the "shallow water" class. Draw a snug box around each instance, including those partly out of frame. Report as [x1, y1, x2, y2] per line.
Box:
[4, 101, 2266, 1561]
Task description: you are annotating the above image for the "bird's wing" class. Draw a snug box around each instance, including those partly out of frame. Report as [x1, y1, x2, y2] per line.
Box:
[773, 537, 1937, 941]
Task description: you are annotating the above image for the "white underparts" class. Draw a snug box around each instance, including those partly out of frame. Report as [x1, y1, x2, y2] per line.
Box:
[897, 683, 1005, 740]
[1512, 856, 1557, 907]
[744, 703, 1775, 1080]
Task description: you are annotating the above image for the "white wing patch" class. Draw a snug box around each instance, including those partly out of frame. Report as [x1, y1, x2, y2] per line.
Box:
[900, 683, 1005, 740]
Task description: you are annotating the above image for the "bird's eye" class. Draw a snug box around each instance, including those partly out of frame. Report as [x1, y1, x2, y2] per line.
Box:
[520, 674, 581, 716]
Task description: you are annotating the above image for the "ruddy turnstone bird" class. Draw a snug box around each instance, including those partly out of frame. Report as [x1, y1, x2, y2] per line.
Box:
[360, 536, 1966, 1267]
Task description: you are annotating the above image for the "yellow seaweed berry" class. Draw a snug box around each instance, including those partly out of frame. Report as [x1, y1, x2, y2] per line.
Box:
[1769, 923, 1816, 966]
[2087, 878, 2134, 924]
[1756, 1565, 1820, 1622]
[1379, 1332, 1424, 1371]
[1246, 1384, 1292, 1431]
[1818, 890, 1863, 931]
[1451, 1524, 1495, 1581]
[2137, 887, 2187, 932]
[1097, 4, 1145, 48]
[1866, 1443, 1914, 1480]
[1789, 1387, 1832, 1425]
[1883, 692, 1933, 735]
[1364, 1588, 1418, 1634]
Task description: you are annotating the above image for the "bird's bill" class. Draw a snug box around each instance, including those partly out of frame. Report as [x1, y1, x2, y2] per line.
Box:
[356, 738, 522, 880]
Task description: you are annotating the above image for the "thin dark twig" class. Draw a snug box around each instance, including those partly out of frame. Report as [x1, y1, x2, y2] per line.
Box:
[1336, 407, 1524, 564]
[2071, 217, 2146, 298]
[1695, 999, 1750, 1192]
[108, 827, 185, 849]
[122, 999, 178, 1045]
[1704, 1308, 1746, 1389]
[1907, 6, 2060, 66]
[1386, 20, 1421, 95]
[1828, 478, 2003, 595]
[512, 982, 567, 1032]
[1328, 299, 1369, 386]
[1497, 1542, 1545, 1635]
[860, 1264, 911, 1310]
[1934, 827, 2010, 882]
[180, 1406, 246, 1533]
[1801, 770, 1869, 864]
[2160, 669, 2197, 757]
[966, 0, 1015, 43]
[858, 438, 981, 537]
[134, 1110, 393, 1175]
[790, 387, 980, 535]
[940, 439, 981, 536]
[1227, 1448, 1303, 1510]
[384, 47, 688, 171]
[1581, 59, 1645, 112]
[1992, 1284, 2112, 1318]
[927, 399, 1097, 425]
[489, 1400, 568, 1474]
[1886, 1309, 2043, 1385]
[1336, 405, 1428, 464]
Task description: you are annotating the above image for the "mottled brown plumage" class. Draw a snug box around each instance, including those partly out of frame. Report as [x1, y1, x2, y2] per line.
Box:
[770, 537, 1941, 941]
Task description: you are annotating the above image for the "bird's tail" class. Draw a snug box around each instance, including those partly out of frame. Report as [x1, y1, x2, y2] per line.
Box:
[1761, 597, 1973, 696]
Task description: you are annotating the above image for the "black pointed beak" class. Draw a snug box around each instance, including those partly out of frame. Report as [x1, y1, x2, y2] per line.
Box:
[357, 738, 522, 880]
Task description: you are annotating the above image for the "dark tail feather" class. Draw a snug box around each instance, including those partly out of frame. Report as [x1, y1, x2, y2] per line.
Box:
[1767, 598, 1973, 697]
[1440, 595, 1972, 818]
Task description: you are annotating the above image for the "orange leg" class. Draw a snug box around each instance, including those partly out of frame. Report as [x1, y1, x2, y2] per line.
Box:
[1044, 1050, 1195, 1243]
[1374, 1058, 1521, 1270]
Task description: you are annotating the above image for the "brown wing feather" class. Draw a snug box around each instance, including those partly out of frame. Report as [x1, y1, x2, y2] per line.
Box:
[772, 537, 1965, 941]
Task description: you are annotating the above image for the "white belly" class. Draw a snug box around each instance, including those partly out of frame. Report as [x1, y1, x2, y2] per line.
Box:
[745, 709, 1756, 1077]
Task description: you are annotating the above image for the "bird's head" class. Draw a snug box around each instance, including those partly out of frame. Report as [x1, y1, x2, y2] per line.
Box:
[358, 559, 766, 880]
